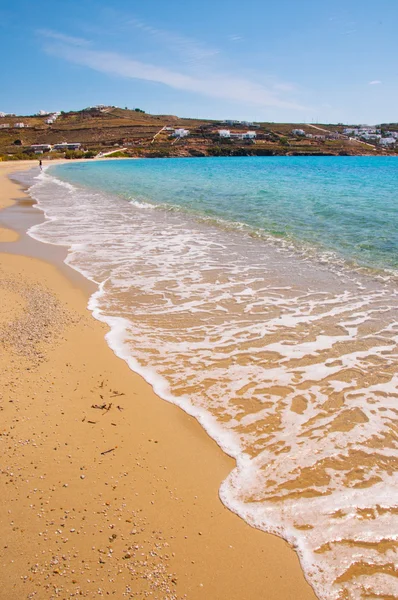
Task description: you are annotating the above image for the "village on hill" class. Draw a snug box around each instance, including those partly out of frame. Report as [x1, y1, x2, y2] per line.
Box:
[0, 105, 397, 160]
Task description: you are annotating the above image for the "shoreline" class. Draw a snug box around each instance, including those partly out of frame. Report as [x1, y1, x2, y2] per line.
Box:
[0, 161, 317, 599]
[1, 151, 396, 165]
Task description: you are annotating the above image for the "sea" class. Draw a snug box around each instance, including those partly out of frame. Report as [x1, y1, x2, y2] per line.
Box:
[16, 156, 398, 599]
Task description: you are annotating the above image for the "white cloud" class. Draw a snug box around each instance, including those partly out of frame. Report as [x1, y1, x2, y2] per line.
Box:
[42, 41, 305, 111]
[273, 82, 296, 92]
[368, 80, 382, 85]
[37, 29, 91, 47]
[127, 18, 220, 63]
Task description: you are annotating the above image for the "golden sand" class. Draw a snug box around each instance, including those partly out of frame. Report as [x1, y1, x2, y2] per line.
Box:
[0, 227, 18, 242]
[0, 162, 317, 599]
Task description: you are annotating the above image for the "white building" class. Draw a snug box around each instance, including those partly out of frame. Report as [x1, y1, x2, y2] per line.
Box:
[46, 113, 60, 124]
[31, 144, 52, 153]
[361, 133, 381, 141]
[0, 112, 7, 118]
[0, 123, 10, 129]
[243, 131, 257, 139]
[230, 131, 257, 140]
[218, 129, 231, 138]
[379, 137, 396, 146]
[91, 104, 112, 112]
[53, 142, 82, 150]
[172, 129, 190, 138]
[37, 110, 50, 116]
[14, 122, 25, 128]
[292, 129, 305, 136]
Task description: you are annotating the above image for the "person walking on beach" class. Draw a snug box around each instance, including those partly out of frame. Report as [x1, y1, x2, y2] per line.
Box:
[39, 159, 42, 171]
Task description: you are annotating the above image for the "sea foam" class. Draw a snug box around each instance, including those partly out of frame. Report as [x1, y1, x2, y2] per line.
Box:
[19, 161, 398, 600]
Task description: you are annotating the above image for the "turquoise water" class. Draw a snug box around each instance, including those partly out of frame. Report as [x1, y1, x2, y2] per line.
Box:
[51, 156, 398, 273]
[24, 157, 398, 600]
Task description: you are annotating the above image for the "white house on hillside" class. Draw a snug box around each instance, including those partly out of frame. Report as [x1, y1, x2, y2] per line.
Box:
[230, 131, 257, 140]
[292, 128, 305, 136]
[218, 129, 231, 138]
[172, 129, 190, 138]
[379, 137, 396, 146]
[361, 133, 381, 141]
[31, 144, 52, 153]
[14, 122, 25, 128]
[53, 142, 82, 150]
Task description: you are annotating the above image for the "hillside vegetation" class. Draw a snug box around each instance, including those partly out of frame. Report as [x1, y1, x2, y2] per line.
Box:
[1, 106, 396, 160]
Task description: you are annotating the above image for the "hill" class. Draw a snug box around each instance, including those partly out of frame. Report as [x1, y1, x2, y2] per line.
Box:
[0, 106, 396, 160]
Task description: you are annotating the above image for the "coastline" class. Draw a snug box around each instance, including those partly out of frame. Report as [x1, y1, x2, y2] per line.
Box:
[0, 161, 317, 599]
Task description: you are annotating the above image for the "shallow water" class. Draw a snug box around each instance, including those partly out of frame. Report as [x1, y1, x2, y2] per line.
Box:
[16, 157, 398, 599]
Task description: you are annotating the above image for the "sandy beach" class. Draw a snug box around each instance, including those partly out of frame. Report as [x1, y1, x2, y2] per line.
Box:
[0, 161, 317, 600]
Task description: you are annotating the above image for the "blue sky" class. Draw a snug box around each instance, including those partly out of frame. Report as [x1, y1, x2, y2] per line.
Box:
[1, 0, 397, 124]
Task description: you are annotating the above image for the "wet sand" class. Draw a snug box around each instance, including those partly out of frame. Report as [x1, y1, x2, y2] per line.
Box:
[0, 161, 317, 600]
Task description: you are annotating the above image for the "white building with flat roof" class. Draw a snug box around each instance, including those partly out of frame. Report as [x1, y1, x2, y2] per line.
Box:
[53, 142, 82, 150]
[292, 128, 305, 136]
[218, 129, 231, 138]
[14, 122, 25, 128]
[31, 144, 52, 153]
[361, 133, 381, 141]
[172, 129, 190, 138]
[379, 137, 396, 146]
[243, 131, 257, 139]
[230, 131, 257, 140]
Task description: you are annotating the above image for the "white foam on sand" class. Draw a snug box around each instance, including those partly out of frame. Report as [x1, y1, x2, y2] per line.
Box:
[24, 168, 398, 600]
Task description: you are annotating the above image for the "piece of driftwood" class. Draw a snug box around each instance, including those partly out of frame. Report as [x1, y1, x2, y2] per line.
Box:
[101, 447, 116, 456]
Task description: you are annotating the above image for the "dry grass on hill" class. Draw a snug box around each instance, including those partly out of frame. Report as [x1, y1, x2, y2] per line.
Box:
[0, 108, 395, 159]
